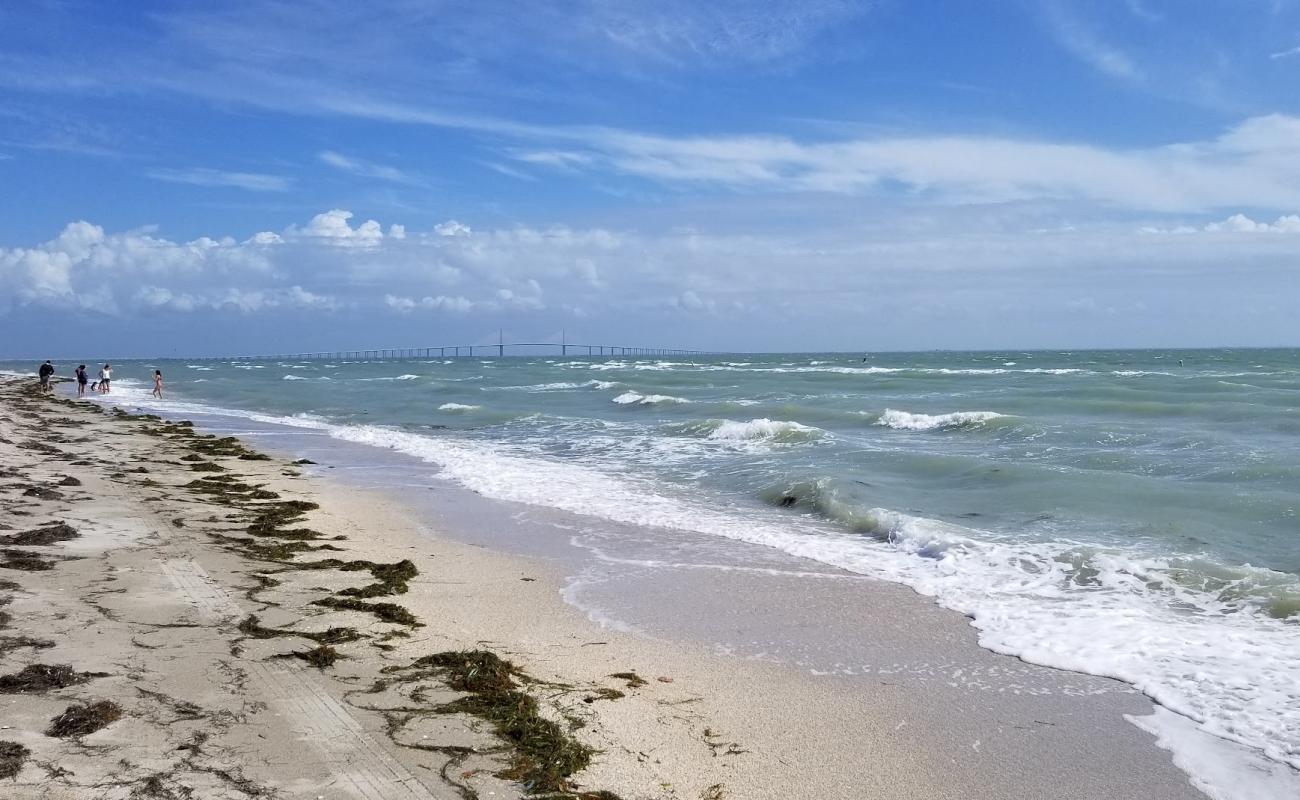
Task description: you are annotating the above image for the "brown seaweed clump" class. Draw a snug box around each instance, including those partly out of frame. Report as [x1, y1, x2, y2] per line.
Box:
[1, 522, 79, 546]
[46, 700, 123, 738]
[0, 549, 58, 571]
[398, 650, 606, 796]
[608, 672, 648, 689]
[276, 645, 340, 669]
[0, 740, 30, 779]
[0, 663, 108, 693]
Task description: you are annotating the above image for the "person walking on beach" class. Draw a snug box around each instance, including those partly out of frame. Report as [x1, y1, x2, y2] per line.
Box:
[98, 364, 111, 393]
[75, 364, 88, 396]
[37, 360, 54, 393]
[152, 369, 163, 398]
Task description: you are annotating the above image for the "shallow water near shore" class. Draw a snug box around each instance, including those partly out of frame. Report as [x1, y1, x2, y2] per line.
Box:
[11, 348, 1300, 796]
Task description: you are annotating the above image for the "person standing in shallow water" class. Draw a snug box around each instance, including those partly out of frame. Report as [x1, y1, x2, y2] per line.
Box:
[37, 360, 54, 392]
[152, 369, 163, 398]
[75, 364, 88, 396]
[98, 364, 111, 393]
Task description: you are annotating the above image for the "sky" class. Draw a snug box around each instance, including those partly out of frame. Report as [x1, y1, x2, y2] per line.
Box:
[2, 0, 1300, 357]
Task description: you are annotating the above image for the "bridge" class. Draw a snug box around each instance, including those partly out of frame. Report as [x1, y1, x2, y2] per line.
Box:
[196, 338, 713, 361]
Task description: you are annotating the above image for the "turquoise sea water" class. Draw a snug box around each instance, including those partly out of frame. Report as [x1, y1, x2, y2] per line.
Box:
[8, 348, 1299, 774]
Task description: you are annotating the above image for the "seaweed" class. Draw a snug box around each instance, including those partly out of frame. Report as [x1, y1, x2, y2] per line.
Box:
[0, 740, 29, 780]
[0, 663, 108, 693]
[236, 614, 361, 645]
[0, 549, 57, 571]
[581, 688, 625, 703]
[21, 486, 63, 500]
[46, 700, 123, 737]
[401, 651, 601, 795]
[0, 634, 55, 653]
[130, 774, 192, 799]
[337, 559, 418, 598]
[311, 596, 422, 627]
[1, 522, 79, 546]
[608, 672, 647, 689]
[276, 645, 340, 669]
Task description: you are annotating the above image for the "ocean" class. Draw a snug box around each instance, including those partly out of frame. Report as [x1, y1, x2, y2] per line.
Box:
[10, 348, 1299, 781]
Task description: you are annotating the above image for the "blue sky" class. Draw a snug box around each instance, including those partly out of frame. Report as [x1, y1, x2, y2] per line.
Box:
[2, 0, 1300, 356]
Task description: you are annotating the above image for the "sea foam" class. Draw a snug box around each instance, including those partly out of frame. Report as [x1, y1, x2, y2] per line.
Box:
[875, 409, 1008, 431]
[438, 403, 480, 412]
[612, 391, 691, 406]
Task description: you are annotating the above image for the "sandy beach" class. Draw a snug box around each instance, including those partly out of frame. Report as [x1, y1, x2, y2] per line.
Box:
[0, 374, 1212, 799]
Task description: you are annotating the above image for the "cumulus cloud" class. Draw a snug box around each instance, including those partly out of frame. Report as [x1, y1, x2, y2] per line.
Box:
[434, 220, 472, 237]
[0, 220, 273, 312]
[1204, 214, 1300, 233]
[386, 294, 475, 313]
[1143, 213, 1300, 234]
[7, 206, 1300, 355]
[295, 209, 386, 247]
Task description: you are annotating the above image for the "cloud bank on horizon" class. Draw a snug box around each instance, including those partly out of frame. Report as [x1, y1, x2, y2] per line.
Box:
[1, 0, 1298, 354]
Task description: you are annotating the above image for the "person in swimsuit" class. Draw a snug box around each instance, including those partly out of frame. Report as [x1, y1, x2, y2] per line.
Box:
[152, 369, 163, 398]
[75, 364, 88, 396]
[98, 364, 111, 393]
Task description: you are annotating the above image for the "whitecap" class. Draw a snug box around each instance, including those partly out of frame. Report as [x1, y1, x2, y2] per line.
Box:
[612, 391, 691, 406]
[875, 409, 1008, 431]
[438, 403, 481, 412]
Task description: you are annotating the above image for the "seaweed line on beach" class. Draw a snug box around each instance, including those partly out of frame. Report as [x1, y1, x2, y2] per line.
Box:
[77, 394, 628, 799]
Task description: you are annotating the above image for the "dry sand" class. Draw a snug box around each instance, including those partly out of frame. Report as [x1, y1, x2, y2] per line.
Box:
[0, 376, 1206, 799]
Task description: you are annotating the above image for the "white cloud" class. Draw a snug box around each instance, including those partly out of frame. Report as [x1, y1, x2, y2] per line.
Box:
[294, 209, 386, 247]
[319, 150, 421, 185]
[1043, 5, 1142, 82]
[245, 231, 284, 245]
[146, 167, 292, 192]
[504, 114, 1300, 213]
[388, 224, 406, 240]
[0, 220, 272, 311]
[1143, 213, 1300, 234]
[1205, 214, 1300, 233]
[386, 294, 475, 313]
[134, 284, 338, 313]
[7, 206, 1300, 353]
[434, 220, 472, 237]
[1269, 45, 1300, 60]
[677, 290, 715, 313]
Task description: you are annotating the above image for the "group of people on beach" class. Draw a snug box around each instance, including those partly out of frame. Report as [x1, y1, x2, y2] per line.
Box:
[36, 361, 164, 398]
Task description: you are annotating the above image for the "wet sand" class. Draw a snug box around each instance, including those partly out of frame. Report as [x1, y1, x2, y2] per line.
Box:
[0, 376, 1207, 799]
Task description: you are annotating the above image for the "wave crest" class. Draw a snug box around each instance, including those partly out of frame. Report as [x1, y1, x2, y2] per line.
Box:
[612, 391, 691, 406]
[875, 408, 1008, 431]
[438, 403, 480, 412]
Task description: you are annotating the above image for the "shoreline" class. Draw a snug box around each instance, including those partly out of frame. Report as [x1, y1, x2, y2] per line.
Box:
[0, 375, 1217, 798]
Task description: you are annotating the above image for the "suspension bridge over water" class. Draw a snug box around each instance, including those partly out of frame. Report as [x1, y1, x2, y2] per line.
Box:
[195, 337, 715, 361]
